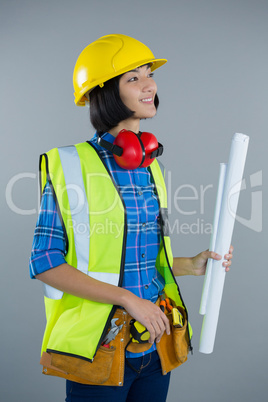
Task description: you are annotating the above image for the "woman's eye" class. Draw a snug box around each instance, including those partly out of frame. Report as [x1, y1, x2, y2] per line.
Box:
[148, 72, 154, 78]
[128, 76, 138, 82]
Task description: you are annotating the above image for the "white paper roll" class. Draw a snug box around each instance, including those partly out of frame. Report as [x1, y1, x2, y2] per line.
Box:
[199, 163, 227, 315]
[199, 133, 249, 354]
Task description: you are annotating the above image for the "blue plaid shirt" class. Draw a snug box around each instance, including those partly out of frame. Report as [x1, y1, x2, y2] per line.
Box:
[30, 132, 165, 357]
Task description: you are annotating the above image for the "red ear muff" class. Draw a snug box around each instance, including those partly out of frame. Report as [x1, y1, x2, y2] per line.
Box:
[139, 131, 160, 168]
[113, 130, 145, 169]
[98, 129, 163, 170]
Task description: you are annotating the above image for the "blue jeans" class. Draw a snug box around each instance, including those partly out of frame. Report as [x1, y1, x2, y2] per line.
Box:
[65, 351, 171, 401]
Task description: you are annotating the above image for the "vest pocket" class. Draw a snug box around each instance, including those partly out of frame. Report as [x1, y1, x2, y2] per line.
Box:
[50, 346, 116, 384]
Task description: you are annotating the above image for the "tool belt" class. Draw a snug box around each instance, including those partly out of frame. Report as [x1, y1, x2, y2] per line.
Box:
[40, 299, 189, 386]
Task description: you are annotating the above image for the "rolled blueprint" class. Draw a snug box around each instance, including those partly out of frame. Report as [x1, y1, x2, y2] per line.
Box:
[199, 133, 249, 354]
[199, 163, 227, 315]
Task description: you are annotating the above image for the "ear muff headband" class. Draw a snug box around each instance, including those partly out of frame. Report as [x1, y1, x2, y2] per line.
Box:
[97, 137, 123, 157]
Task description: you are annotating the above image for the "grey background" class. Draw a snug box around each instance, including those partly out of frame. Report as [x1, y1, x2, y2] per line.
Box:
[1, 0, 267, 401]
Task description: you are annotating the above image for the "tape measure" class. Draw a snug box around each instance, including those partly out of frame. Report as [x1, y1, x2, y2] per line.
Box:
[172, 308, 184, 328]
[129, 319, 150, 343]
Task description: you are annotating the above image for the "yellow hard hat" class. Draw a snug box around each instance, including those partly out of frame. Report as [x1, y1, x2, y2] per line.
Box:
[73, 34, 167, 106]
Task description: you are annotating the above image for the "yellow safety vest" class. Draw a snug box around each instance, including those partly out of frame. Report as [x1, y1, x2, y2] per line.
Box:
[39, 141, 192, 362]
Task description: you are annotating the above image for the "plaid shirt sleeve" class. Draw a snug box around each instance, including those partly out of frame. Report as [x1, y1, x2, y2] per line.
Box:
[29, 182, 67, 279]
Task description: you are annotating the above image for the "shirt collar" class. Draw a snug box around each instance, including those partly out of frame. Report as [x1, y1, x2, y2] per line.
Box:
[94, 132, 115, 145]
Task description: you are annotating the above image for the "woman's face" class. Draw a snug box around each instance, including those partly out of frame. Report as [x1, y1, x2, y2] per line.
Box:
[119, 64, 158, 122]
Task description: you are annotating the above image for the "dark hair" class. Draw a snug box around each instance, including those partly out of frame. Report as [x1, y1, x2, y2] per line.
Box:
[89, 75, 159, 134]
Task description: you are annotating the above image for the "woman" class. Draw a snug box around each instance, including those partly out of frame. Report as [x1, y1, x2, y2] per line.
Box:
[30, 34, 233, 402]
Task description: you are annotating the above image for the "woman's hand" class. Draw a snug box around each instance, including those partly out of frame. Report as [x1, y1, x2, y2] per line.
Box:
[191, 245, 234, 276]
[122, 293, 170, 344]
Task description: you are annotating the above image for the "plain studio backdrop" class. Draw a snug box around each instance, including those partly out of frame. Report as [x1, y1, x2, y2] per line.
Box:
[1, 1, 267, 401]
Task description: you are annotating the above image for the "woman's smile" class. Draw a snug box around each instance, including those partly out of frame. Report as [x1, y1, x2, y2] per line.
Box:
[139, 96, 154, 104]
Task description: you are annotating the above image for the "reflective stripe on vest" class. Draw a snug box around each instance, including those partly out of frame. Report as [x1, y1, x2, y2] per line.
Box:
[58, 146, 90, 275]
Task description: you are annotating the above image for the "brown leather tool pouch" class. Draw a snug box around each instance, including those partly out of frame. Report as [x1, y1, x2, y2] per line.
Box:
[40, 308, 153, 386]
[40, 308, 128, 386]
[156, 303, 189, 375]
[40, 304, 189, 383]
[40, 344, 120, 386]
[53, 346, 115, 384]
[40, 346, 119, 385]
